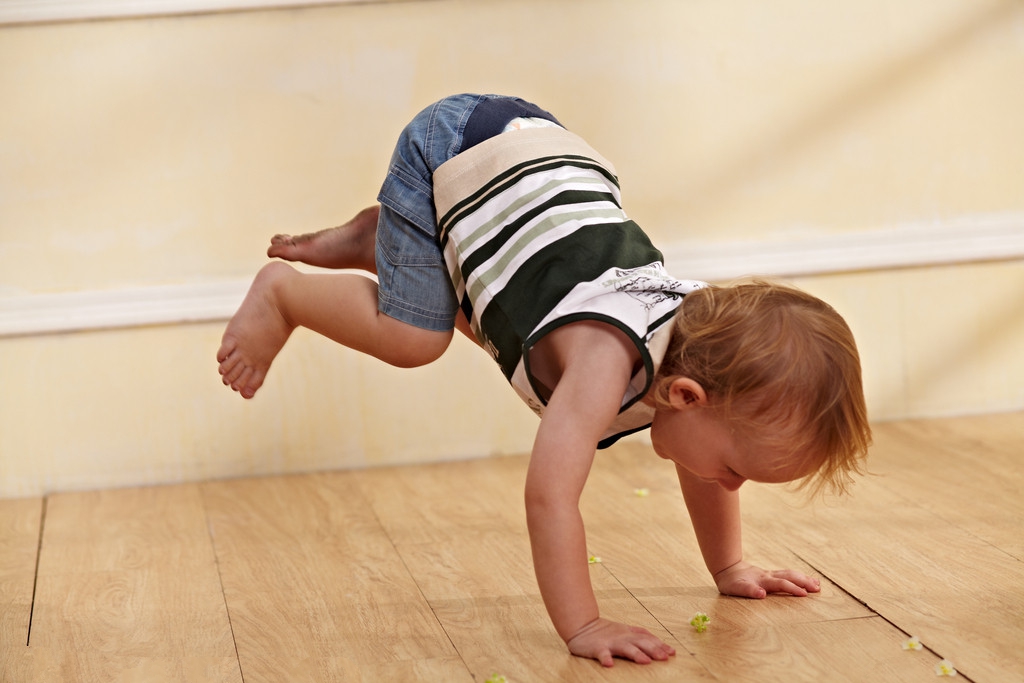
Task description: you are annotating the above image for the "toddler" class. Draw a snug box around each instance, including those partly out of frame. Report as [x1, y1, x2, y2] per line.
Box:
[217, 94, 871, 667]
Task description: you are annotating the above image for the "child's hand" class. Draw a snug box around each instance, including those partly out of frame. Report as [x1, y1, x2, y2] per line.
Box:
[566, 618, 676, 667]
[713, 560, 821, 599]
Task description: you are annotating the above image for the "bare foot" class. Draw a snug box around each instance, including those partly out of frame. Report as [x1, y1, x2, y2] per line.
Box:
[217, 262, 296, 399]
[268, 205, 379, 271]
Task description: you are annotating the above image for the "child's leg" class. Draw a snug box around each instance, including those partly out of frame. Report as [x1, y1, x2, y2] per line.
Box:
[217, 261, 453, 399]
[219, 95, 493, 397]
[262, 204, 481, 348]
[266, 205, 380, 272]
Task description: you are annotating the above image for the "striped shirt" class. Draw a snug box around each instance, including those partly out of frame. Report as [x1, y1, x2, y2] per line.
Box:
[434, 127, 706, 447]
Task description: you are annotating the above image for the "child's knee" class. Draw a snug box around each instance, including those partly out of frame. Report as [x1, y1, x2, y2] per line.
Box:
[380, 322, 453, 368]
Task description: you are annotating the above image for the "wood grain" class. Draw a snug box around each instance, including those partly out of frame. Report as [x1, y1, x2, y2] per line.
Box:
[0, 497, 41, 648]
[201, 473, 465, 683]
[24, 485, 240, 683]
[742, 414, 1024, 683]
[3, 412, 1019, 681]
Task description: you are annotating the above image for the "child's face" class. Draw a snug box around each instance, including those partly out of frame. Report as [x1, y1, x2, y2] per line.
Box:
[649, 380, 810, 490]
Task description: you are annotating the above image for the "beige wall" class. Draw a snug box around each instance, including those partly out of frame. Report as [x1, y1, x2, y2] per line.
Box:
[2, 0, 1022, 496]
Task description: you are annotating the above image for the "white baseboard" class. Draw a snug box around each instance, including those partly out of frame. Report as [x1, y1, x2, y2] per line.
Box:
[2, 215, 1022, 338]
[661, 213, 1024, 283]
[0, 281, 250, 337]
[0, 0, 360, 25]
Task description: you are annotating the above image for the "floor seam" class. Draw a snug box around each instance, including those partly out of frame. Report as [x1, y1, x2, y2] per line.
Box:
[792, 551, 980, 683]
[199, 484, 247, 683]
[354, 473, 475, 679]
[25, 495, 48, 647]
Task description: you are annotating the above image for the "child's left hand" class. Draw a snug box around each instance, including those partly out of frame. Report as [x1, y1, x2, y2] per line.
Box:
[713, 561, 821, 599]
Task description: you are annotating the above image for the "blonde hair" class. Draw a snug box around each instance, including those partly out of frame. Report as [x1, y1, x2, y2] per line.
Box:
[653, 280, 871, 496]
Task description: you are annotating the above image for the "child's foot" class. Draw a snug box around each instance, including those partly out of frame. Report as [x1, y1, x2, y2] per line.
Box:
[217, 262, 296, 399]
[267, 205, 378, 271]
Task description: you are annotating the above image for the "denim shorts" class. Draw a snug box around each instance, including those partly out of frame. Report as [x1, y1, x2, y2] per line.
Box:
[374, 93, 559, 331]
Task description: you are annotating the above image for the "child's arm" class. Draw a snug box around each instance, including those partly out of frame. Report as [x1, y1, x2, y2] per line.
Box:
[524, 323, 676, 667]
[676, 467, 821, 597]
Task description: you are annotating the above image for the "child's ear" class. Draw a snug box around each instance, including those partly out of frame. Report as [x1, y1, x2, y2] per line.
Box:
[667, 377, 708, 410]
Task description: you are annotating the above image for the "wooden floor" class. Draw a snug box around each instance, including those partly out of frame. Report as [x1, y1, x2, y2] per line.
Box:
[2, 413, 1022, 683]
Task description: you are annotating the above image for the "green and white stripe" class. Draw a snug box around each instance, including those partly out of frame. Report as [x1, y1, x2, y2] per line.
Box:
[433, 127, 706, 446]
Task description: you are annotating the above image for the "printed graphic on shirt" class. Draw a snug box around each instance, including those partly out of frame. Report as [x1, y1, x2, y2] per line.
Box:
[602, 264, 694, 311]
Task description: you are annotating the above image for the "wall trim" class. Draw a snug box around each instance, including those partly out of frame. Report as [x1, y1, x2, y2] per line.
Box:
[0, 0, 370, 25]
[661, 213, 1024, 282]
[2, 216, 1022, 338]
[0, 281, 250, 337]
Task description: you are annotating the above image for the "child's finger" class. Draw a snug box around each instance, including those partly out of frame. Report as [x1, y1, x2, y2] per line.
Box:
[761, 575, 809, 596]
[618, 645, 652, 665]
[626, 627, 675, 659]
[596, 648, 615, 668]
[722, 578, 768, 599]
[639, 639, 675, 661]
[770, 569, 821, 592]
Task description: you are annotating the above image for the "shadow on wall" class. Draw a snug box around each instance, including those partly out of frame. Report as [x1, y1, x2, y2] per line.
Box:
[680, 0, 1020, 220]
[892, 266, 1024, 414]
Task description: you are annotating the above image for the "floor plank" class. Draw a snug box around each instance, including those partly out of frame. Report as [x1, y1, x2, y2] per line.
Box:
[430, 593, 715, 682]
[680, 617, 947, 682]
[580, 444, 869, 623]
[589, 436, 1003, 679]
[0, 497, 41, 649]
[26, 485, 241, 683]
[869, 416, 1024, 559]
[355, 448, 935, 682]
[742, 414, 1024, 683]
[354, 458, 712, 681]
[353, 456, 558, 602]
[201, 473, 467, 683]
[2, 412, 1019, 681]
[1, 649, 242, 683]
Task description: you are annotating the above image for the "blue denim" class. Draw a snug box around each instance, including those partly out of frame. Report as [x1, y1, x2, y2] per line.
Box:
[375, 94, 555, 331]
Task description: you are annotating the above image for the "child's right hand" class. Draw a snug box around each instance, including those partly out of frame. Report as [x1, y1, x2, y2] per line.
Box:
[713, 560, 820, 599]
[565, 617, 676, 667]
